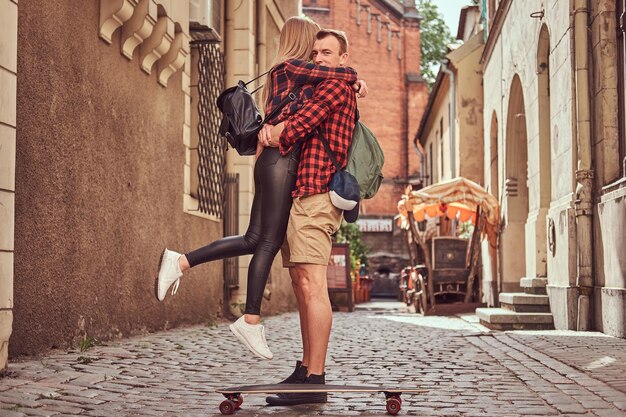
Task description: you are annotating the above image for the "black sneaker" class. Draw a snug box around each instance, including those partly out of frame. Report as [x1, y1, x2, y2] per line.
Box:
[279, 360, 308, 384]
[266, 373, 328, 406]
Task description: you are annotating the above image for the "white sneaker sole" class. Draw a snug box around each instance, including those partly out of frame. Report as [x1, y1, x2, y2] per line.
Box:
[155, 248, 166, 302]
[229, 324, 273, 360]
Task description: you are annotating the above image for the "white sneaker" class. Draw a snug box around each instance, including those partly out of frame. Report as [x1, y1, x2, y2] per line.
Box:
[229, 316, 273, 360]
[155, 249, 183, 301]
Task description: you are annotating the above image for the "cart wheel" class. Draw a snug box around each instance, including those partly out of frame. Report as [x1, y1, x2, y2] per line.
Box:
[386, 397, 402, 415]
[416, 273, 427, 315]
[219, 399, 235, 415]
[235, 395, 243, 409]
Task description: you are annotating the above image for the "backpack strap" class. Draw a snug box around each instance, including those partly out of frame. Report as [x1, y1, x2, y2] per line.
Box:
[261, 86, 302, 125]
[244, 69, 271, 88]
[317, 129, 343, 172]
[318, 105, 359, 171]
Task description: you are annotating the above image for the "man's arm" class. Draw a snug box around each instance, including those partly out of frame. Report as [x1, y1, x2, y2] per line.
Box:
[279, 79, 350, 153]
[284, 59, 357, 86]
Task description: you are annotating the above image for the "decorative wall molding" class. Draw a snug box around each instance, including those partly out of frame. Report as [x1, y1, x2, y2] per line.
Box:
[158, 31, 189, 87]
[99, 0, 137, 44]
[394, 30, 402, 59]
[99, 0, 189, 88]
[139, 15, 174, 74]
[121, 0, 157, 59]
[505, 177, 519, 197]
[353, 1, 403, 59]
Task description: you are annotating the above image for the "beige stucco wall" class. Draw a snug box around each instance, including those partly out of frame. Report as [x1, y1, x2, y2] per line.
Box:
[421, 35, 484, 188]
[482, 0, 578, 328]
[421, 77, 451, 185]
[10, 0, 225, 356]
[0, 0, 17, 371]
[449, 34, 484, 185]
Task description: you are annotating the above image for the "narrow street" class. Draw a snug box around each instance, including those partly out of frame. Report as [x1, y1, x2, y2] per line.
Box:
[1, 301, 626, 417]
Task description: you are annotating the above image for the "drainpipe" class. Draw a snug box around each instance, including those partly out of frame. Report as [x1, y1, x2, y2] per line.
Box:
[572, 0, 594, 331]
[257, 0, 266, 74]
[482, 0, 487, 43]
[441, 60, 456, 179]
[413, 141, 425, 184]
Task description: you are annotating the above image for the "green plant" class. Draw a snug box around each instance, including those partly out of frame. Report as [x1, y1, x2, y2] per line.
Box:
[458, 221, 475, 240]
[230, 302, 246, 315]
[334, 222, 369, 273]
[79, 335, 98, 352]
[417, 0, 455, 88]
[76, 356, 97, 365]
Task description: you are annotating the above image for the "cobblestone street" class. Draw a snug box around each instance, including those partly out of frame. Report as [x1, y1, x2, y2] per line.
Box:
[1, 302, 626, 417]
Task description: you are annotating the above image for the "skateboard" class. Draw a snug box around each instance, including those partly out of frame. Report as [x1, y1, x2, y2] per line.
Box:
[215, 383, 427, 415]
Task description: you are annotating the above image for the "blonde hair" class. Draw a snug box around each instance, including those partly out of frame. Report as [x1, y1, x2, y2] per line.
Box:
[262, 16, 321, 107]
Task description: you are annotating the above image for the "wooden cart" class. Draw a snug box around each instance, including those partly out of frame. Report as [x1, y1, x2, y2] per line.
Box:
[397, 178, 500, 315]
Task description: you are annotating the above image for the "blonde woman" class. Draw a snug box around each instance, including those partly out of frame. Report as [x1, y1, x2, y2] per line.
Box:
[155, 17, 364, 363]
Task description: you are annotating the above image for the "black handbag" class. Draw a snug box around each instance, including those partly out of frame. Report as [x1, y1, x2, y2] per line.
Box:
[216, 72, 300, 156]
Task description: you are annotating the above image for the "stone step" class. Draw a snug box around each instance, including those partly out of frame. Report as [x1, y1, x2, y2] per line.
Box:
[520, 277, 548, 295]
[499, 292, 549, 305]
[499, 293, 551, 312]
[502, 303, 551, 313]
[475, 307, 554, 331]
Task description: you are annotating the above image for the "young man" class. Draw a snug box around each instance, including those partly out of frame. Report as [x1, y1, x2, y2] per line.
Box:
[260, 29, 358, 406]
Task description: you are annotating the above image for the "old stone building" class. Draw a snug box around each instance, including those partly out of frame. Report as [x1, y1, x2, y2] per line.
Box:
[417, 5, 484, 188]
[303, 0, 429, 282]
[0, 0, 301, 371]
[475, 0, 626, 337]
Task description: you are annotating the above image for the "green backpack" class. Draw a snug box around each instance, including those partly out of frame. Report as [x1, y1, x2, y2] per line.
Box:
[346, 119, 384, 200]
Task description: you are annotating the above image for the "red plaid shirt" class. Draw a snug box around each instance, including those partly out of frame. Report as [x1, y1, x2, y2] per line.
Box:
[280, 78, 357, 198]
[264, 59, 357, 125]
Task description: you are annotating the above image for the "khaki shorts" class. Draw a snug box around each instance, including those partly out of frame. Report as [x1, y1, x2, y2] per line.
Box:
[281, 193, 343, 267]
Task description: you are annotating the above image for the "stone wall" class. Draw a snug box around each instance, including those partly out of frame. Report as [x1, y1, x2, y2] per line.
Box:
[481, 0, 578, 328]
[0, 0, 17, 370]
[590, 0, 626, 337]
[10, 0, 222, 356]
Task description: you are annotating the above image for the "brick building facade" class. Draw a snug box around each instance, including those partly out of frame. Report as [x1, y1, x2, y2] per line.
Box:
[303, 0, 429, 284]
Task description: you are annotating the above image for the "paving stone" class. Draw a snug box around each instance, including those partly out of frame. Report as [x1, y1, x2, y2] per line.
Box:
[2, 310, 626, 416]
[0, 408, 28, 417]
[3, 408, 60, 416]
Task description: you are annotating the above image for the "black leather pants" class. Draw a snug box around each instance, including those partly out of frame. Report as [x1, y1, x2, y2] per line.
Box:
[185, 146, 299, 315]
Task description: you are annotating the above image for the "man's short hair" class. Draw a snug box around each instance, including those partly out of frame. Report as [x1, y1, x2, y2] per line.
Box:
[316, 29, 349, 55]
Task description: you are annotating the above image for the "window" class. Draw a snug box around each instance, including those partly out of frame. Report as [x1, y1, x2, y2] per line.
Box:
[440, 117, 444, 178]
[429, 143, 434, 185]
[186, 38, 227, 220]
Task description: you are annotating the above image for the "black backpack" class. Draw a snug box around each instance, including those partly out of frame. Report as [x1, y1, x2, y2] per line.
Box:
[217, 72, 300, 156]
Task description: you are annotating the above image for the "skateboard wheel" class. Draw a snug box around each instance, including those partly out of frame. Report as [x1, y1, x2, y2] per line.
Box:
[235, 395, 243, 409]
[386, 397, 401, 415]
[390, 394, 402, 405]
[219, 399, 235, 415]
